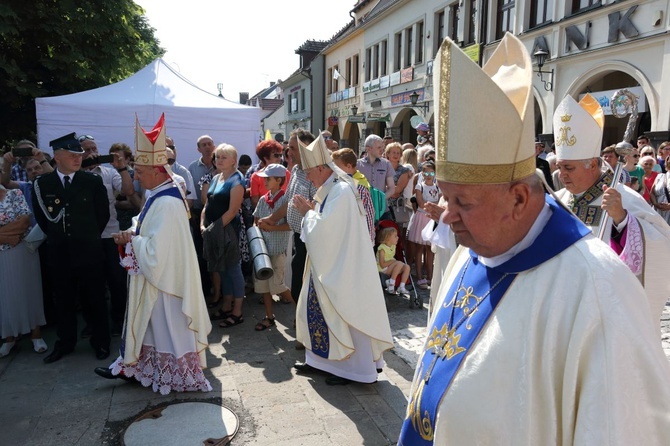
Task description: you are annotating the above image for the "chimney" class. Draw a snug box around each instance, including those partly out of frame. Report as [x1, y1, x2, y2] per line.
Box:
[239, 92, 249, 104]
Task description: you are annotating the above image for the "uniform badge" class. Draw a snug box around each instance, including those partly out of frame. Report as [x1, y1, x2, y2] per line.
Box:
[55, 199, 60, 204]
[48, 206, 53, 212]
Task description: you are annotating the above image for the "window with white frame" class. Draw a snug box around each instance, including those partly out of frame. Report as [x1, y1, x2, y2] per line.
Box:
[434, 10, 446, 57]
[496, 0, 515, 39]
[416, 21, 424, 64]
[394, 31, 402, 71]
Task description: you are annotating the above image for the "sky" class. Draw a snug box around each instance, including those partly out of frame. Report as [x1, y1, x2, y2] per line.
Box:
[134, 0, 356, 101]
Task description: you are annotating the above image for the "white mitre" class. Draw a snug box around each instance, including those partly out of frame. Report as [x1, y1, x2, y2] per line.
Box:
[433, 32, 535, 184]
[553, 94, 604, 160]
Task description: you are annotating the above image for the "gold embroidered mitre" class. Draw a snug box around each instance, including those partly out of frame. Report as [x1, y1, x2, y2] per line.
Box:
[433, 32, 535, 184]
[299, 132, 332, 169]
[554, 94, 604, 160]
[134, 113, 168, 166]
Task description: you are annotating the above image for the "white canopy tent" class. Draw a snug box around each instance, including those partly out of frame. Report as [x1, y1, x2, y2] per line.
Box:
[36, 58, 261, 167]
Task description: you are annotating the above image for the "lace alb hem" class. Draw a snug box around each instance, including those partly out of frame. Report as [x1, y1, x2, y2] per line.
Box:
[619, 216, 643, 276]
[111, 345, 212, 395]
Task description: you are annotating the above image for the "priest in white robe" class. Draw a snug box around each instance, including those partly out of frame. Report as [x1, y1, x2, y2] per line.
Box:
[552, 94, 670, 324]
[292, 134, 394, 385]
[94, 115, 212, 395]
[399, 33, 670, 446]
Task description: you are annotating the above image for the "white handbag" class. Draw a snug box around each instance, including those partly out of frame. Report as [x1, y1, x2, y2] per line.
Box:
[24, 224, 46, 253]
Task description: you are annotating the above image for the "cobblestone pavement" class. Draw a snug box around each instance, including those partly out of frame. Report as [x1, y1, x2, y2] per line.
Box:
[0, 287, 667, 446]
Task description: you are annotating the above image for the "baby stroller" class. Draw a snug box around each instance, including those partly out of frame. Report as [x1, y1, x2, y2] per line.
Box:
[377, 219, 422, 308]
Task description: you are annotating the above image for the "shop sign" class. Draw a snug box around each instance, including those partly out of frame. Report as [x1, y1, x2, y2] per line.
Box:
[367, 112, 390, 122]
[400, 67, 413, 83]
[391, 89, 424, 106]
[380, 75, 390, 89]
[463, 43, 480, 64]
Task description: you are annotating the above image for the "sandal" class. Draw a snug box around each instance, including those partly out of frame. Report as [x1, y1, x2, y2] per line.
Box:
[219, 314, 244, 328]
[32, 338, 48, 353]
[254, 317, 275, 331]
[0, 341, 16, 358]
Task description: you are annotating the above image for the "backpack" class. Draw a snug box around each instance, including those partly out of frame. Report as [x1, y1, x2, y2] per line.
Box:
[369, 186, 387, 222]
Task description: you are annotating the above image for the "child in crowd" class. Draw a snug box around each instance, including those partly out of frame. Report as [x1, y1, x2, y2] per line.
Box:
[252, 164, 294, 331]
[406, 161, 439, 290]
[376, 226, 410, 296]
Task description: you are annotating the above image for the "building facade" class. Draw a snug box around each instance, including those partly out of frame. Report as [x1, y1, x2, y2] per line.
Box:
[320, 0, 670, 151]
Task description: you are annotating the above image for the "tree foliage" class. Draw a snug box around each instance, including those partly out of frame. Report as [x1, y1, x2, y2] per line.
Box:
[0, 0, 164, 148]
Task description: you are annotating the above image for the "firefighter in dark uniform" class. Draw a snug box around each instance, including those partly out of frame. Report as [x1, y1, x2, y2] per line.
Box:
[32, 133, 111, 363]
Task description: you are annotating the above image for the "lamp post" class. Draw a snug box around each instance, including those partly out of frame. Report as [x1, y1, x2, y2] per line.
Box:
[409, 91, 429, 114]
[217, 83, 224, 98]
[533, 49, 554, 92]
[350, 104, 358, 116]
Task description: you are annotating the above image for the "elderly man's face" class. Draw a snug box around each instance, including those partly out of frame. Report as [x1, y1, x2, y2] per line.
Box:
[557, 159, 599, 194]
[197, 138, 215, 160]
[438, 181, 516, 258]
[304, 165, 330, 188]
[80, 139, 98, 159]
[535, 143, 545, 156]
[25, 160, 44, 180]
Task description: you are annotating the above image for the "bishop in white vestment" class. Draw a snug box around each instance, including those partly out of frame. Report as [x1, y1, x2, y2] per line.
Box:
[553, 94, 670, 324]
[293, 134, 394, 384]
[399, 33, 670, 446]
[95, 115, 212, 394]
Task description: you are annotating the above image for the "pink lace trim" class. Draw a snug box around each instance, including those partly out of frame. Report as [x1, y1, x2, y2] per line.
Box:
[619, 216, 643, 276]
[111, 345, 212, 395]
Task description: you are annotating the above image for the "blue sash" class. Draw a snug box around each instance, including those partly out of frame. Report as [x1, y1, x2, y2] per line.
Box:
[306, 192, 331, 357]
[398, 196, 591, 445]
[135, 185, 183, 235]
[120, 184, 183, 358]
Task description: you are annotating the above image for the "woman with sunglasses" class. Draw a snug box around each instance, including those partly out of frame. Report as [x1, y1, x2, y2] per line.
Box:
[620, 143, 645, 191]
[249, 140, 290, 208]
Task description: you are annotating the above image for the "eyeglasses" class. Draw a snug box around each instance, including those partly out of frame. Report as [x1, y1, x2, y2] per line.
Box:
[323, 136, 332, 140]
[422, 171, 435, 177]
[632, 154, 640, 158]
[78, 135, 95, 142]
[167, 145, 175, 150]
[167, 158, 176, 165]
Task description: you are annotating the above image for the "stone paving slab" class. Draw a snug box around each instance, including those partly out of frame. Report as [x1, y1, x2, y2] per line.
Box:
[1, 288, 666, 446]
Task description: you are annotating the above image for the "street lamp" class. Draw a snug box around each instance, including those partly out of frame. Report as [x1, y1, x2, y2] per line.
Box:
[217, 83, 224, 98]
[409, 91, 429, 114]
[533, 49, 554, 92]
[350, 104, 358, 116]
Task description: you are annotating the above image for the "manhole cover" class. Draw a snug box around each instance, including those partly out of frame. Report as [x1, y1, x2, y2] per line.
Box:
[123, 401, 238, 445]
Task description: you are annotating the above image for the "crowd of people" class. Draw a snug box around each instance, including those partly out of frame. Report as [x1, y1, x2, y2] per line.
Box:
[2, 32, 670, 442]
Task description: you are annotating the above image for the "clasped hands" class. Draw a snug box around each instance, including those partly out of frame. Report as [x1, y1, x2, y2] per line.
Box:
[112, 230, 133, 245]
